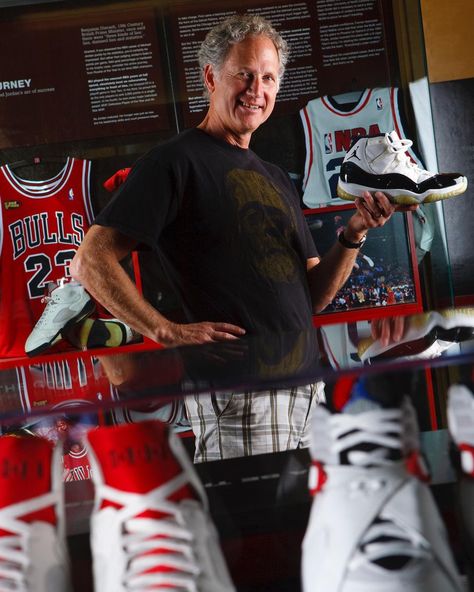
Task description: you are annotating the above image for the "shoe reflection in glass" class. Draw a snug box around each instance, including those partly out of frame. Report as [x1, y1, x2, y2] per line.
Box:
[358, 308, 474, 364]
[301, 377, 463, 592]
[0, 435, 72, 591]
[448, 382, 474, 591]
[86, 420, 235, 592]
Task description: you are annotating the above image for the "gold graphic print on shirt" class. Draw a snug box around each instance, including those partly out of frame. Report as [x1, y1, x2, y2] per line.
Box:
[227, 169, 300, 283]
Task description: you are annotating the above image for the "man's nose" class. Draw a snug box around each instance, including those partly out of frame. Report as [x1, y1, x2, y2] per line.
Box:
[247, 75, 262, 96]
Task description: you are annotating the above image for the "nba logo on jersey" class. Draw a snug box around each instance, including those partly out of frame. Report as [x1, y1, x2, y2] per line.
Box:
[324, 133, 333, 154]
[376, 97, 384, 110]
[68, 188, 74, 200]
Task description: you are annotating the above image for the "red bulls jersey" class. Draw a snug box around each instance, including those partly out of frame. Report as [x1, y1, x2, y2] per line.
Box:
[300, 88, 421, 207]
[0, 158, 94, 357]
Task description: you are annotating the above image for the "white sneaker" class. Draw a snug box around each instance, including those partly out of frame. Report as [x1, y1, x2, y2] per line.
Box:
[86, 420, 236, 592]
[447, 384, 474, 592]
[0, 435, 71, 591]
[447, 384, 474, 477]
[337, 131, 468, 204]
[301, 398, 463, 592]
[25, 280, 95, 357]
[358, 308, 474, 363]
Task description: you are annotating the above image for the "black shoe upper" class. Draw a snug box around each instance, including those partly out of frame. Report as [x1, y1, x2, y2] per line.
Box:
[340, 161, 463, 194]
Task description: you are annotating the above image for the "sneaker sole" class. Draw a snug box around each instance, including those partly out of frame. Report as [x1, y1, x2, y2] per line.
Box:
[337, 177, 468, 205]
[77, 317, 129, 349]
[26, 299, 96, 357]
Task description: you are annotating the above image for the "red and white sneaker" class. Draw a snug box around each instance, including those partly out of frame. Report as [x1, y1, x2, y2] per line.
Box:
[302, 395, 463, 592]
[86, 421, 235, 592]
[0, 435, 71, 591]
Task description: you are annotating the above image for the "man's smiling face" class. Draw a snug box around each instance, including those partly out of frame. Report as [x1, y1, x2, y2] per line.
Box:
[203, 35, 280, 147]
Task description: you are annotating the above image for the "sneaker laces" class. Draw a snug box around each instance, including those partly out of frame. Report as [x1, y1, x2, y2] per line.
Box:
[0, 492, 58, 592]
[329, 408, 406, 467]
[348, 515, 432, 573]
[374, 136, 430, 181]
[0, 533, 29, 592]
[35, 281, 66, 327]
[123, 512, 200, 591]
[101, 475, 201, 591]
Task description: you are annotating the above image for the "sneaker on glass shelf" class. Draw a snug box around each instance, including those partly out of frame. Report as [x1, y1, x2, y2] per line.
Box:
[63, 316, 138, 350]
[301, 380, 463, 592]
[337, 131, 468, 205]
[25, 279, 95, 357]
[86, 420, 235, 592]
[358, 308, 474, 363]
[447, 383, 474, 478]
[0, 435, 71, 592]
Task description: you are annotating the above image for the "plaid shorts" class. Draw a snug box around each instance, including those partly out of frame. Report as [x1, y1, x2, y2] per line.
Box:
[185, 381, 325, 463]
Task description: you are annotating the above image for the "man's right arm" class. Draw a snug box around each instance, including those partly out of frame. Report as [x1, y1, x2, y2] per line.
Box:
[70, 225, 245, 347]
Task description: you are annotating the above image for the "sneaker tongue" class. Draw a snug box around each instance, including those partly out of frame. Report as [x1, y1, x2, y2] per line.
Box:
[88, 421, 193, 497]
[0, 436, 53, 508]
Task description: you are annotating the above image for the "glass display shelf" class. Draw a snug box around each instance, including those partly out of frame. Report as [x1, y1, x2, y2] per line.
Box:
[0, 306, 473, 591]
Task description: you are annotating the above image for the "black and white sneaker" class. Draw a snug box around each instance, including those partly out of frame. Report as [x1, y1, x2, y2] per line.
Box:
[337, 131, 468, 205]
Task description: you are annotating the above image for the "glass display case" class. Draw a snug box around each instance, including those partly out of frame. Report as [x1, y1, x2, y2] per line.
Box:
[0, 0, 472, 590]
[0, 310, 473, 590]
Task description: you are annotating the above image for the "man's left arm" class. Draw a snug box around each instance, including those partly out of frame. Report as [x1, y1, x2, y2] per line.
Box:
[307, 191, 418, 313]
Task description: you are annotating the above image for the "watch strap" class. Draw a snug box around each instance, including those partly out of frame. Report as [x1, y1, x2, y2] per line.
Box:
[338, 230, 366, 249]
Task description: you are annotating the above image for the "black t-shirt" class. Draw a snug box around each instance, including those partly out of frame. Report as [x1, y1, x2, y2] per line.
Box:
[95, 128, 318, 333]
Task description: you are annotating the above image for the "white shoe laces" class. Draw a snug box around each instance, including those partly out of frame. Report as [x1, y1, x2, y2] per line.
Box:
[36, 281, 67, 327]
[123, 516, 200, 591]
[0, 492, 58, 592]
[349, 515, 432, 572]
[329, 408, 404, 467]
[373, 137, 429, 180]
[101, 475, 201, 591]
[0, 533, 29, 592]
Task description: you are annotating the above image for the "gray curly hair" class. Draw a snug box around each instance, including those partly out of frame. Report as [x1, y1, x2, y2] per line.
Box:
[198, 14, 289, 98]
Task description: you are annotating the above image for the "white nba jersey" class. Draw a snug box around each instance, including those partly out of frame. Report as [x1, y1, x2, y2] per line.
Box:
[300, 88, 421, 208]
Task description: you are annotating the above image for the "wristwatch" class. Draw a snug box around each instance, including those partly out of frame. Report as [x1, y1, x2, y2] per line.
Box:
[338, 230, 367, 249]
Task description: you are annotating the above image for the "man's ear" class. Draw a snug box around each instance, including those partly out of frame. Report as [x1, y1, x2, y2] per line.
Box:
[203, 64, 216, 94]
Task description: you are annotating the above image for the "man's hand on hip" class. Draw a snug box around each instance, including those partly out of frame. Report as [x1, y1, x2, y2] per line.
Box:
[158, 321, 246, 348]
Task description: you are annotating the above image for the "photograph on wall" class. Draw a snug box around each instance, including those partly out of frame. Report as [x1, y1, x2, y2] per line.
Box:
[305, 204, 422, 324]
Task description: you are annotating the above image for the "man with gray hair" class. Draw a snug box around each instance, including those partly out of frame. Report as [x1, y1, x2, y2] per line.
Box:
[71, 14, 413, 460]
